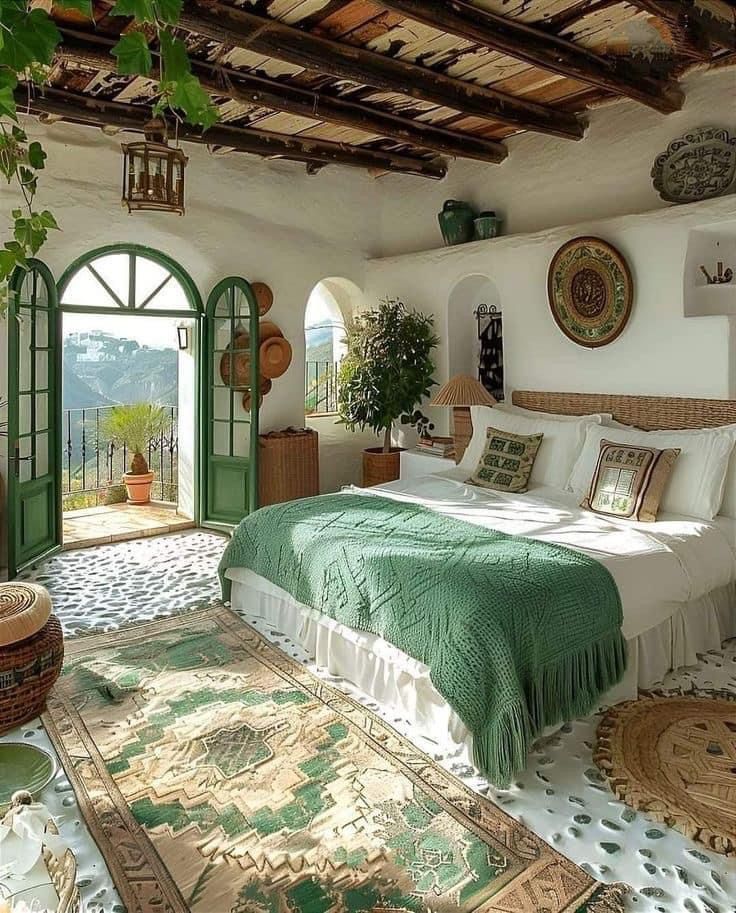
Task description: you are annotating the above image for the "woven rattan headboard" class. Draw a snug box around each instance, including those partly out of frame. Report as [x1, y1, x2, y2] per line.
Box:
[453, 390, 736, 462]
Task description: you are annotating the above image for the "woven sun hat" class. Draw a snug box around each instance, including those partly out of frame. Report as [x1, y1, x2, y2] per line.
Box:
[0, 583, 53, 646]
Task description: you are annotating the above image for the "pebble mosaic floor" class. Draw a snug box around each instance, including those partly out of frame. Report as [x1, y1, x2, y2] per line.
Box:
[3, 530, 736, 913]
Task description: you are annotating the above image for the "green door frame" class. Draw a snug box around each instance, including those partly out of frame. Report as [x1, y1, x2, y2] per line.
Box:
[56, 244, 204, 525]
[7, 259, 62, 576]
[202, 277, 260, 527]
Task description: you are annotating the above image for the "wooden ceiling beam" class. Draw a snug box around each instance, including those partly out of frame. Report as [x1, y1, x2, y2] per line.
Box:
[56, 28, 508, 164]
[629, 0, 736, 50]
[374, 0, 683, 113]
[177, 0, 586, 140]
[15, 85, 449, 178]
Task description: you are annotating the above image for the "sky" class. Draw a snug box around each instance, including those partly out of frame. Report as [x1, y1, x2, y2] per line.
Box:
[63, 312, 182, 349]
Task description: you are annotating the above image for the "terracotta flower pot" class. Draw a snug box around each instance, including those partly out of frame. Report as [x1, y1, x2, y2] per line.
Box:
[123, 471, 155, 504]
[362, 447, 404, 487]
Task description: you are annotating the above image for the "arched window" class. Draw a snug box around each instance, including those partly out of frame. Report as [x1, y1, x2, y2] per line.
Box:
[304, 279, 357, 416]
[59, 245, 200, 315]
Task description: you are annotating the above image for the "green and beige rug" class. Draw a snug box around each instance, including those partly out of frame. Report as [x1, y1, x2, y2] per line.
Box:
[44, 606, 626, 913]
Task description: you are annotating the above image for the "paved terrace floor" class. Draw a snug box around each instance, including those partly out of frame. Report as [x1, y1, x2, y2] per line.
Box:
[63, 502, 195, 549]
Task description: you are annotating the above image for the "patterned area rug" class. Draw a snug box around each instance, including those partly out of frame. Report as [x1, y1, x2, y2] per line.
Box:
[594, 696, 736, 857]
[44, 606, 626, 913]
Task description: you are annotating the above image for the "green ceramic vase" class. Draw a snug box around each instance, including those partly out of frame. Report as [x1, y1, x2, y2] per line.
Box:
[473, 211, 501, 241]
[438, 200, 476, 246]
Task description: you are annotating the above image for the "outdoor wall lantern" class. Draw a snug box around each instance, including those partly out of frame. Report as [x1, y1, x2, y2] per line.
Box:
[177, 325, 189, 351]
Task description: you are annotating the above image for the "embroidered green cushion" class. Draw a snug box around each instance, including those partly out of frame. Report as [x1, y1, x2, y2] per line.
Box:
[467, 426, 543, 492]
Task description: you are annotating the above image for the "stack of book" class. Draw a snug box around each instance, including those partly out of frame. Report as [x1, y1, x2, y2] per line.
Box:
[416, 437, 454, 458]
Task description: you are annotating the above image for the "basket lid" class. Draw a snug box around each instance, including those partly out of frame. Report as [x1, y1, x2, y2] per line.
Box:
[0, 583, 53, 646]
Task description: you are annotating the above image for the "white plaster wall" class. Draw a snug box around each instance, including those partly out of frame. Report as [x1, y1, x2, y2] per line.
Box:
[372, 67, 736, 257]
[365, 196, 736, 435]
[0, 117, 380, 527]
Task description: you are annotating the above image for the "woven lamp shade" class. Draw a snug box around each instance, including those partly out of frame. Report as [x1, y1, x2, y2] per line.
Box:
[430, 374, 497, 407]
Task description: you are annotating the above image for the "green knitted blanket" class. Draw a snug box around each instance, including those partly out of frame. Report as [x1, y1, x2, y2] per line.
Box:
[219, 493, 626, 785]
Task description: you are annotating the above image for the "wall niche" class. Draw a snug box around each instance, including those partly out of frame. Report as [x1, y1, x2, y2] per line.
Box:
[684, 220, 736, 318]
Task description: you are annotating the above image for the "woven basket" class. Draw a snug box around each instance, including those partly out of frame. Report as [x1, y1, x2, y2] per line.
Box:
[362, 447, 403, 487]
[259, 429, 319, 506]
[0, 614, 64, 735]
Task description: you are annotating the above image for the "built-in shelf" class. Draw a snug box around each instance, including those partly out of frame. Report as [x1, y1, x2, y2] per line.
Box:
[691, 284, 736, 316]
[684, 220, 736, 318]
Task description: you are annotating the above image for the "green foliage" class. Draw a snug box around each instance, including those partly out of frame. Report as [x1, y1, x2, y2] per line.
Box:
[98, 403, 170, 470]
[112, 32, 153, 76]
[338, 299, 438, 452]
[0, 0, 218, 313]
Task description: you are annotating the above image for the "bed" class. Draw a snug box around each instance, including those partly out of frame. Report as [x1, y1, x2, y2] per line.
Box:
[221, 391, 736, 781]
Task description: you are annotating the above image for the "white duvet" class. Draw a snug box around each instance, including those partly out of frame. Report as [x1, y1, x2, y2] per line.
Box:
[360, 469, 736, 641]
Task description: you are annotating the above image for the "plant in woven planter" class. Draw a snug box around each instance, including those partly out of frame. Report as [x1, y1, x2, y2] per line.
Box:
[338, 298, 438, 486]
[98, 404, 169, 505]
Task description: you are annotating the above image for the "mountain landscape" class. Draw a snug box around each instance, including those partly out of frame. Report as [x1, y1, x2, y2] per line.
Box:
[63, 332, 178, 410]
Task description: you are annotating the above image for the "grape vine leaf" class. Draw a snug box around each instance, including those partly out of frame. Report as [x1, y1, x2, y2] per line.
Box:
[0, 5, 61, 71]
[112, 31, 153, 75]
[110, 0, 156, 23]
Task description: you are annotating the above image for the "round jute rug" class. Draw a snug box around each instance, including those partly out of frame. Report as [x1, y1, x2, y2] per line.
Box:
[594, 696, 736, 856]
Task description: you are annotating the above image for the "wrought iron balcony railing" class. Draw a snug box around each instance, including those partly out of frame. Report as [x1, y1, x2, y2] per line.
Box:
[305, 361, 341, 416]
[62, 405, 178, 510]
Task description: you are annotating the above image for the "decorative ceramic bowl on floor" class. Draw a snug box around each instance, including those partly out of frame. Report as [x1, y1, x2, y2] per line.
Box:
[0, 743, 56, 813]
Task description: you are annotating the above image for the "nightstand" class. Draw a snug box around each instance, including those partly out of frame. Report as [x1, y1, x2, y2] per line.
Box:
[400, 449, 457, 480]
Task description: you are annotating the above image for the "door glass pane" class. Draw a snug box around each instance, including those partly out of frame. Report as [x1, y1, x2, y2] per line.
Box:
[19, 393, 31, 436]
[233, 422, 248, 458]
[36, 392, 48, 432]
[35, 307, 48, 348]
[33, 273, 49, 309]
[18, 309, 32, 392]
[36, 432, 49, 477]
[213, 420, 230, 457]
[213, 386, 230, 421]
[35, 350, 49, 391]
[19, 437, 32, 482]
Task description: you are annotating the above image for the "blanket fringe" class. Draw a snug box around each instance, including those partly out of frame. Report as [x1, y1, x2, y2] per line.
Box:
[474, 630, 628, 787]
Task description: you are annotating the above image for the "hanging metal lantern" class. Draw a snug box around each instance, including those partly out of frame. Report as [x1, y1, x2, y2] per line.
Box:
[121, 119, 187, 215]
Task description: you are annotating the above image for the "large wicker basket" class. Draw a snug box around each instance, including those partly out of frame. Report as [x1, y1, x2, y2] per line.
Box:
[259, 428, 319, 507]
[0, 584, 64, 735]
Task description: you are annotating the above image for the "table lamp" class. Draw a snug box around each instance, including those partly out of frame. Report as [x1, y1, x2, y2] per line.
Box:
[430, 374, 496, 462]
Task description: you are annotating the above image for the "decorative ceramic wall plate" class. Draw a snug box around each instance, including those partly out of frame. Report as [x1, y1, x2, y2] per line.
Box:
[652, 127, 736, 204]
[548, 237, 633, 348]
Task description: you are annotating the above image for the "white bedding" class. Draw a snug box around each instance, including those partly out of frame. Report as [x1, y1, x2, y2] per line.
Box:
[225, 471, 736, 756]
[351, 469, 736, 641]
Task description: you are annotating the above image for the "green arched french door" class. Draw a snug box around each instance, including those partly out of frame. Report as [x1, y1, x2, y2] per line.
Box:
[202, 278, 260, 524]
[7, 260, 62, 576]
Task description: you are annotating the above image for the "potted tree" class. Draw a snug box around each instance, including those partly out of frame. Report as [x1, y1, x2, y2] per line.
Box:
[99, 404, 170, 505]
[339, 298, 438, 486]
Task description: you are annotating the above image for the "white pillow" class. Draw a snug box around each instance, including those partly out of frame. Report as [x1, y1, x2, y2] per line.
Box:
[460, 405, 602, 489]
[568, 423, 736, 520]
[495, 402, 613, 424]
[711, 423, 736, 518]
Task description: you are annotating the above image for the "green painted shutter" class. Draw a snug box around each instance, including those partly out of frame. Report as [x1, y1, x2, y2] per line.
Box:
[7, 260, 61, 576]
[202, 278, 260, 525]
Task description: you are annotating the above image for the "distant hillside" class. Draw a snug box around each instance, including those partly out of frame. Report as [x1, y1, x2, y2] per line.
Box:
[306, 326, 336, 365]
[63, 363, 116, 410]
[63, 332, 178, 410]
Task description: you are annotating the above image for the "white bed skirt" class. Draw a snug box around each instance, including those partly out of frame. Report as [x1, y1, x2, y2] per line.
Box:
[228, 569, 736, 758]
